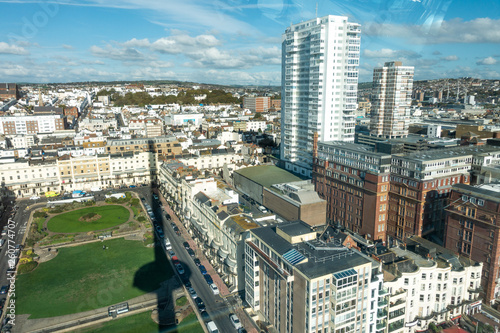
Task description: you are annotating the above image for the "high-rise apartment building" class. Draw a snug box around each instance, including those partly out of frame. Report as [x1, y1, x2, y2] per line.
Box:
[370, 61, 414, 139]
[281, 15, 361, 177]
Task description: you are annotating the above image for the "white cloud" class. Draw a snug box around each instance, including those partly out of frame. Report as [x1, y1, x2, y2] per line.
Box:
[0, 41, 28, 55]
[90, 44, 146, 61]
[363, 48, 421, 59]
[150, 32, 220, 54]
[441, 55, 459, 61]
[364, 18, 500, 44]
[477, 57, 497, 65]
[62, 44, 74, 50]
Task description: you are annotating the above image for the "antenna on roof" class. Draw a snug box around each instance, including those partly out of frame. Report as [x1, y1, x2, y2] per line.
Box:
[316, 2, 318, 18]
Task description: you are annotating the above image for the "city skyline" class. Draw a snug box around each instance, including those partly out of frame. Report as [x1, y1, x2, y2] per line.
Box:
[0, 0, 499, 85]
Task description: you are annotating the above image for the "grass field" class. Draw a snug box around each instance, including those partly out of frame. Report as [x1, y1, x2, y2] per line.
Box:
[47, 205, 130, 233]
[75, 311, 203, 333]
[16, 238, 173, 319]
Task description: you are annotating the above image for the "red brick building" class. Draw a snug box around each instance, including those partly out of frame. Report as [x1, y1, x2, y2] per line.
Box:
[312, 141, 391, 242]
[444, 183, 500, 304]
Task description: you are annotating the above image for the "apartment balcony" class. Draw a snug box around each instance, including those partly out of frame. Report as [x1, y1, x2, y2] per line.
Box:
[378, 309, 388, 319]
[468, 286, 483, 293]
[378, 299, 388, 307]
[379, 288, 389, 296]
[388, 320, 404, 333]
[376, 320, 387, 330]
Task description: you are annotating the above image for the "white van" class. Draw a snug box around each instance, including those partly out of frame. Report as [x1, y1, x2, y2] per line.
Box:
[206, 321, 219, 333]
[91, 186, 102, 192]
[164, 238, 172, 250]
[258, 205, 268, 213]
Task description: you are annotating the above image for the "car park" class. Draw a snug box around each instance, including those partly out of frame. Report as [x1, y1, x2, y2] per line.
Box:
[187, 287, 197, 299]
[210, 283, 219, 295]
[199, 265, 207, 275]
[204, 274, 213, 285]
[195, 297, 206, 311]
[229, 314, 242, 330]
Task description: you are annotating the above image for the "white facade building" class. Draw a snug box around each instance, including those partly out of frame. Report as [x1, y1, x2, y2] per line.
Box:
[370, 61, 414, 138]
[281, 15, 361, 177]
[380, 237, 482, 333]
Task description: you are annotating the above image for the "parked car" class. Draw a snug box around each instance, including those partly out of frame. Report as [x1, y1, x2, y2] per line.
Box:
[200, 310, 210, 321]
[204, 274, 213, 285]
[187, 287, 197, 299]
[153, 194, 159, 200]
[187, 249, 195, 257]
[199, 265, 207, 275]
[175, 264, 185, 275]
[0, 298, 6, 310]
[29, 195, 40, 200]
[165, 213, 171, 220]
[183, 242, 190, 250]
[229, 314, 242, 330]
[171, 256, 180, 265]
[193, 258, 201, 266]
[210, 283, 219, 295]
[0, 286, 9, 295]
[206, 321, 218, 333]
[128, 185, 136, 188]
[195, 297, 206, 311]
[170, 222, 176, 228]
[168, 250, 175, 258]
[237, 328, 247, 333]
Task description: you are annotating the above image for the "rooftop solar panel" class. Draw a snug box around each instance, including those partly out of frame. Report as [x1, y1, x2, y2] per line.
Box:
[283, 248, 306, 265]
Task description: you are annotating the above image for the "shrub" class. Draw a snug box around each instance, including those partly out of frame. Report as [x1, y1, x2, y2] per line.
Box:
[18, 261, 38, 274]
[33, 211, 46, 219]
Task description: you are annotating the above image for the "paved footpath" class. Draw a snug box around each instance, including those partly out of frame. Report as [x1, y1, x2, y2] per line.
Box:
[155, 189, 259, 333]
[15, 280, 172, 333]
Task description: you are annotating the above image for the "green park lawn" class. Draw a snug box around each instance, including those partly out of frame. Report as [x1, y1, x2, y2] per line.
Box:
[75, 311, 203, 333]
[16, 238, 173, 319]
[47, 205, 130, 233]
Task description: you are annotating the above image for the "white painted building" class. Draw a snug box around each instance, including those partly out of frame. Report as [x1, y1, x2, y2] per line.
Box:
[281, 15, 361, 177]
[380, 237, 483, 333]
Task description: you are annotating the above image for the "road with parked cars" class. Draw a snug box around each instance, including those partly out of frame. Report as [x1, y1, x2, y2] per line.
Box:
[142, 189, 247, 333]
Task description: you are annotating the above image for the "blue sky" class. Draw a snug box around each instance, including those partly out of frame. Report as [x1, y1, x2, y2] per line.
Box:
[0, 0, 499, 85]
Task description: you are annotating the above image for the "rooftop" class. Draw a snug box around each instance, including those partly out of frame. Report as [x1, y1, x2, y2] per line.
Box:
[398, 145, 500, 162]
[252, 221, 372, 279]
[453, 182, 500, 201]
[235, 165, 302, 188]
